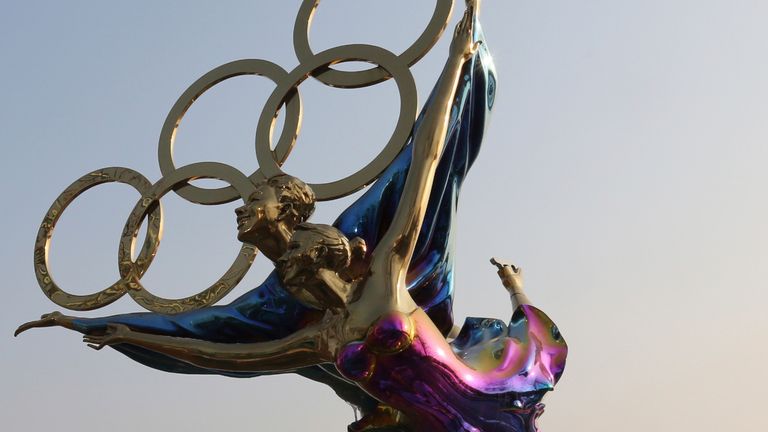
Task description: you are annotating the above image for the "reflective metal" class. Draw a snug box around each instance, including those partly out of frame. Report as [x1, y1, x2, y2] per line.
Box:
[293, 0, 453, 88]
[120, 162, 259, 313]
[18, 1, 569, 431]
[158, 59, 300, 205]
[255, 44, 417, 200]
[33, 167, 162, 311]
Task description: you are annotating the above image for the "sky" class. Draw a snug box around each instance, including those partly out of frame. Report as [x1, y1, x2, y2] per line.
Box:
[2, 1, 767, 431]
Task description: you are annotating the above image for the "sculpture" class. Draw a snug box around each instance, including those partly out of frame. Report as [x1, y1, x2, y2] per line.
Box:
[16, 1, 567, 430]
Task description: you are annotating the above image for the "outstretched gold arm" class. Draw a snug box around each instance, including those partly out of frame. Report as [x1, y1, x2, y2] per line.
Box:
[84, 321, 335, 373]
[363, 5, 481, 314]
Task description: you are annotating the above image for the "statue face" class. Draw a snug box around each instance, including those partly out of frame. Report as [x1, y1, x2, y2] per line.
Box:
[276, 230, 324, 289]
[275, 223, 357, 310]
[235, 184, 282, 244]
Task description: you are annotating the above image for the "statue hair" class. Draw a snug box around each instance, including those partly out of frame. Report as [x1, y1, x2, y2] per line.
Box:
[294, 223, 351, 269]
[257, 175, 316, 225]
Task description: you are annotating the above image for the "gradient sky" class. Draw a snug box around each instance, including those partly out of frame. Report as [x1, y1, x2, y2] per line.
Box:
[2, 1, 767, 431]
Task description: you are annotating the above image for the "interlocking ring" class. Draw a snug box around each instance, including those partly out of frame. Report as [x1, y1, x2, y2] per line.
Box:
[256, 44, 417, 200]
[33, 167, 162, 311]
[158, 59, 302, 205]
[119, 162, 258, 314]
[294, 0, 453, 88]
[33, 2, 451, 312]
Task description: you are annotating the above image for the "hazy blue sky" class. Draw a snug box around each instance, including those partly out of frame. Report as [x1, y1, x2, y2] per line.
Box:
[2, 1, 767, 431]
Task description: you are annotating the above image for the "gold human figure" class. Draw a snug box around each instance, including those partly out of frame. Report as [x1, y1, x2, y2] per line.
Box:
[84, 0, 479, 362]
[86, 1, 483, 362]
[21, 2, 568, 430]
[82, 6, 561, 431]
[43, 1, 567, 431]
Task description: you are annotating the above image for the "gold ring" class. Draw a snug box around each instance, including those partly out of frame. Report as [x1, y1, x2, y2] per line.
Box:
[119, 162, 258, 314]
[158, 59, 302, 205]
[293, 0, 453, 88]
[33, 167, 163, 311]
[255, 44, 417, 200]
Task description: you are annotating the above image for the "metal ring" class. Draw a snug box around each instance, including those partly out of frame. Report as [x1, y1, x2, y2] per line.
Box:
[255, 44, 417, 201]
[158, 59, 303, 205]
[119, 162, 258, 314]
[33, 167, 163, 311]
[293, 0, 453, 88]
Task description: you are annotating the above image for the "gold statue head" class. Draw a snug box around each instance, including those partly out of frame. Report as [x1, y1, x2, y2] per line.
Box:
[235, 175, 316, 245]
[276, 223, 366, 310]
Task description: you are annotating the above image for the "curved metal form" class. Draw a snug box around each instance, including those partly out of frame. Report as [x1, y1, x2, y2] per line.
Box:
[33, 167, 162, 311]
[157, 59, 301, 205]
[293, 0, 453, 88]
[120, 162, 259, 313]
[18, 2, 569, 431]
[256, 44, 417, 200]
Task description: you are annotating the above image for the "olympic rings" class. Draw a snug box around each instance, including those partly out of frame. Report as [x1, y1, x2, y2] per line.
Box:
[34, 2, 454, 312]
[119, 162, 258, 314]
[158, 59, 302, 205]
[293, 0, 453, 88]
[255, 44, 417, 200]
[33, 168, 162, 311]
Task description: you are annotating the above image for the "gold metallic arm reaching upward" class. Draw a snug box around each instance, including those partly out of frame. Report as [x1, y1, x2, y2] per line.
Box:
[359, 4, 482, 317]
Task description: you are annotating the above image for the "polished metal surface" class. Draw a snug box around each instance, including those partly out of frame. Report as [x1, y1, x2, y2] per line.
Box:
[120, 162, 259, 313]
[255, 44, 417, 200]
[34, 167, 162, 311]
[30, 2, 427, 311]
[158, 59, 301, 205]
[293, 0, 453, 88]
[19, 1, 569, 431]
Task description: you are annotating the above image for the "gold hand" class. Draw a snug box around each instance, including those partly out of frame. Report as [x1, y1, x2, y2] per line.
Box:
[14, 311, 73, 337]
[451, 3, 481, 60]
[82, 324, 132, 350]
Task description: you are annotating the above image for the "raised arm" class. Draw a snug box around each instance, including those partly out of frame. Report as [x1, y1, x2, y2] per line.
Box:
[367, 4, 481, 304]
[491, 258, 531, 308]
[83, 318, 336, 373]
